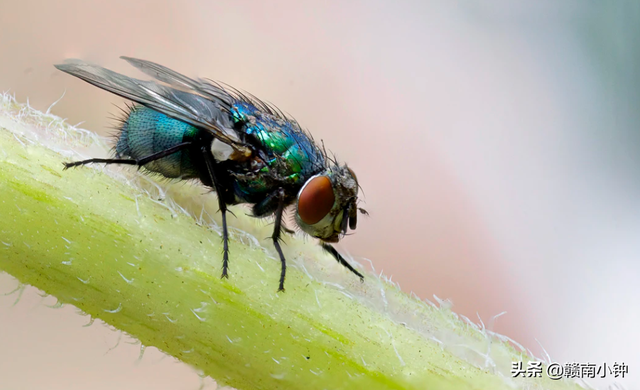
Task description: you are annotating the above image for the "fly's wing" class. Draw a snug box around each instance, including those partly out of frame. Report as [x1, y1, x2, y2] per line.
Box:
[54, 59, 252, 159]
[119, 56, 233, 107]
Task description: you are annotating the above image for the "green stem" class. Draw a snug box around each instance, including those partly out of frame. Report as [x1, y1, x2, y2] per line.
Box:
[0, 93, 582, 390]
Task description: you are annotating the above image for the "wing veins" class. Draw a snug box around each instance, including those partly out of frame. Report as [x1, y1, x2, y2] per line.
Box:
[54, 60, 251, 157]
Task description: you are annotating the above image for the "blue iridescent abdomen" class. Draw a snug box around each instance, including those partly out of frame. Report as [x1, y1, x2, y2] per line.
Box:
[116, 106, 200, 178]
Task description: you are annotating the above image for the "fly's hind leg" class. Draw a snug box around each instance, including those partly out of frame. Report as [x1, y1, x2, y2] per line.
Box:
[320, 242, 365, 281]
[254, 189, 288, 292]
[63, 142, 192, 170]
[201, 147, 232, 280]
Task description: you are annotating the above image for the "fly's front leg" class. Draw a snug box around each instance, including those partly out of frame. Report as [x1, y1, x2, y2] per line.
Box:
[201, 147, 231, 280]
[254, 188, 288, 291]
[320, 242, 365, 281]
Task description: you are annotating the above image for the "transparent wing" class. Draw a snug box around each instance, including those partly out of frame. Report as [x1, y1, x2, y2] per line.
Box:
[119, 56, 234, 106]
[54, 59, 252, 158]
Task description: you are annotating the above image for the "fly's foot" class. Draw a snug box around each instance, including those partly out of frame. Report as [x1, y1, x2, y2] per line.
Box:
[62, 161, 78, 170]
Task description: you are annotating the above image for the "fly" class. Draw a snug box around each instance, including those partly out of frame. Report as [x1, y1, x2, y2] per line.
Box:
[55, 57, 367, 291]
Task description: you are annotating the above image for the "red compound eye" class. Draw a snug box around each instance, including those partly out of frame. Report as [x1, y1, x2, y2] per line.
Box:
[298, 176, 335, 225]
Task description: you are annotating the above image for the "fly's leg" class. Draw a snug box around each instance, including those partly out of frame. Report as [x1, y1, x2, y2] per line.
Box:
[320, 242, 365, 281]
[254, 189, 288, 291]
[271, 189, 288, 292]
[201, 147, 231, 280]
[62, 142, 192, 169]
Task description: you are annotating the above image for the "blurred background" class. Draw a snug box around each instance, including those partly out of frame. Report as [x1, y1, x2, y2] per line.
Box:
[1, 1, 638, 389]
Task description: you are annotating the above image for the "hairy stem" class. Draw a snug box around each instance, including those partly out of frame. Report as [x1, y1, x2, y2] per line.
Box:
[0, 94, 583, 390]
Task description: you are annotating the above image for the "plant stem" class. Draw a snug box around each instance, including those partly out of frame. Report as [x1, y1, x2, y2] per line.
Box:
[0, 94, 584, 390]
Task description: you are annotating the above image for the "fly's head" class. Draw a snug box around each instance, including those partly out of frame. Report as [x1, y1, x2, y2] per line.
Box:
[294, 165, 367, 243]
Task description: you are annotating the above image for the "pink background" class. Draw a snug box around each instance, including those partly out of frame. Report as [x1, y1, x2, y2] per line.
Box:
[1, 1, 638, 389]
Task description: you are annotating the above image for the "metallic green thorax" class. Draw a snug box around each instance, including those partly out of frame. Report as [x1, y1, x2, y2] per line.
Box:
[230, 101, 326, 202]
